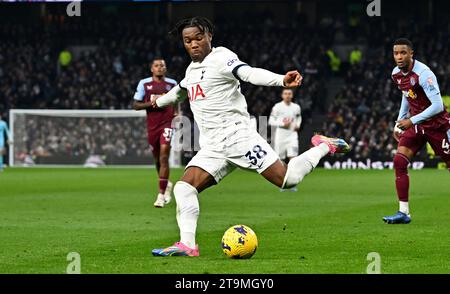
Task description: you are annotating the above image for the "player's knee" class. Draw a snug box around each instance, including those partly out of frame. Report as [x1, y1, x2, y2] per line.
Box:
[393, 153, 409, 171]
[159, 154, 169, 166]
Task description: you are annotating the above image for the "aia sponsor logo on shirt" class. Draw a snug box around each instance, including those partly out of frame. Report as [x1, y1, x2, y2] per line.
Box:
[188, 84, 206, 102]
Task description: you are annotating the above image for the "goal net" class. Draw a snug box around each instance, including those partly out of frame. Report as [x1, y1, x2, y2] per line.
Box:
[9, 109, 182, 167]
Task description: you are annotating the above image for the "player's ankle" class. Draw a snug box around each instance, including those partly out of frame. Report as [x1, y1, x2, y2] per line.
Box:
[399, 201, 410, 215]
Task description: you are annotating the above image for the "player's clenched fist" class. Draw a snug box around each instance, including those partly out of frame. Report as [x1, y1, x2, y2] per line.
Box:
[283, 70, 302, 88]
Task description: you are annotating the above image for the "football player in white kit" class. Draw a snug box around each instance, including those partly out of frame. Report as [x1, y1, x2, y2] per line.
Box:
[269, 89, 302, 192]
[151, 17, 350, 257]
[269, 89, 302, 161]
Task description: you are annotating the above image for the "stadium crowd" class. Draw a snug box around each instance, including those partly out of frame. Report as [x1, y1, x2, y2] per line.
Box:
[0, 12, 448, 162]
[15, 115, 150, 164]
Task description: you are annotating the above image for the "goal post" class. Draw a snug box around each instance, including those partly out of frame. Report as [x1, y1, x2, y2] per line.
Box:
[9, 109, 182, 167]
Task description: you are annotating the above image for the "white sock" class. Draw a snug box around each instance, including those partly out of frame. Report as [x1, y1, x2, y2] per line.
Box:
[282, 143, 329, 188]
[399, 201, 410, 215]
[174, 181, 199, 249]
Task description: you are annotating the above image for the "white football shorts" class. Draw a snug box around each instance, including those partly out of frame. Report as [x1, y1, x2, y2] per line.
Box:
[186, 127, 279, 183]
[274, 138, 299, 160]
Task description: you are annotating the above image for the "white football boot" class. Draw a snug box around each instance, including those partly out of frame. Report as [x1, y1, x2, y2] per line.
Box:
[154, 193, 165, 208]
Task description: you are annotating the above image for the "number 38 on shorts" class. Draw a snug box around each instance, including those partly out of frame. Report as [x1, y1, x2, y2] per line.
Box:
[245, 145, 268, 166]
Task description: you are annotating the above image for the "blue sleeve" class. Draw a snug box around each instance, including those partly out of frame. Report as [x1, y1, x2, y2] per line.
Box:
[419, 69, 440, 98]
[410, 70, 444, 124]
[133, 80, 145, 101]
[397, 96, 410, 121]
[0, 121, 10, 140]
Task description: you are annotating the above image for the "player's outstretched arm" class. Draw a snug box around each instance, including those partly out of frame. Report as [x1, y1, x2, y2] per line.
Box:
[153, 85, 187, 108]
[236, 66, 302, 88]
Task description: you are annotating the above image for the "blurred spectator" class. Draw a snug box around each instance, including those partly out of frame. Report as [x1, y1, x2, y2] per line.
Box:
[349, 47, 362, 66]
[58, 48, 72, 67]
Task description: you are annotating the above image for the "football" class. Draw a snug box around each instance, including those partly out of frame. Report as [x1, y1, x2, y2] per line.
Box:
[221, 225, 258, 259]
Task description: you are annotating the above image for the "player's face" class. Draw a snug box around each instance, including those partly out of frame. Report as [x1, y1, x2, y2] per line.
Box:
[182, 26, 212, 62]
[151, 60, 167, 77]
[282, 90, 293, 103]
[393, 45, 413, 71]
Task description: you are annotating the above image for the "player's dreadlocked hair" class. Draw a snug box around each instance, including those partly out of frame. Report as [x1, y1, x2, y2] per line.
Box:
[170, 16, 214, 37]
[394, 38, 414, 50]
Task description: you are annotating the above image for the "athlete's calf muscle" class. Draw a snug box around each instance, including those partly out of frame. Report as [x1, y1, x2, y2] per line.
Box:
[260, 160, 287, 188]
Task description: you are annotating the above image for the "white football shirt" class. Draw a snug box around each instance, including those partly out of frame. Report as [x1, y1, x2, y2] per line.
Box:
[179, 46, 252, 149]
[269, 101, 302, 142]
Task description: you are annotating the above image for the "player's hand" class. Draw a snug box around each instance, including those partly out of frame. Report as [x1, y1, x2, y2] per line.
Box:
[282, 117, 291, 129]
[150, 95, 159, 108]
[283, 70, 302, 88]
[393, 122, 404, 142]
[396, 119, 413, 131]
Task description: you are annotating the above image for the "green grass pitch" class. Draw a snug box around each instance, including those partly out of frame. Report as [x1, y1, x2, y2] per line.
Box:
[0, 167, 449, 273]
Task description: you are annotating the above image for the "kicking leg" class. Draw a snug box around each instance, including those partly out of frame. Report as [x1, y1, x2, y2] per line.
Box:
[262, 135, 349, 188]
[262, 143, 330, 188]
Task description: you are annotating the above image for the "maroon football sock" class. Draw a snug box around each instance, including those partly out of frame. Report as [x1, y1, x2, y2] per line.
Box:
[159, 178, 168, 194]
[394, 153, 410, 202]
